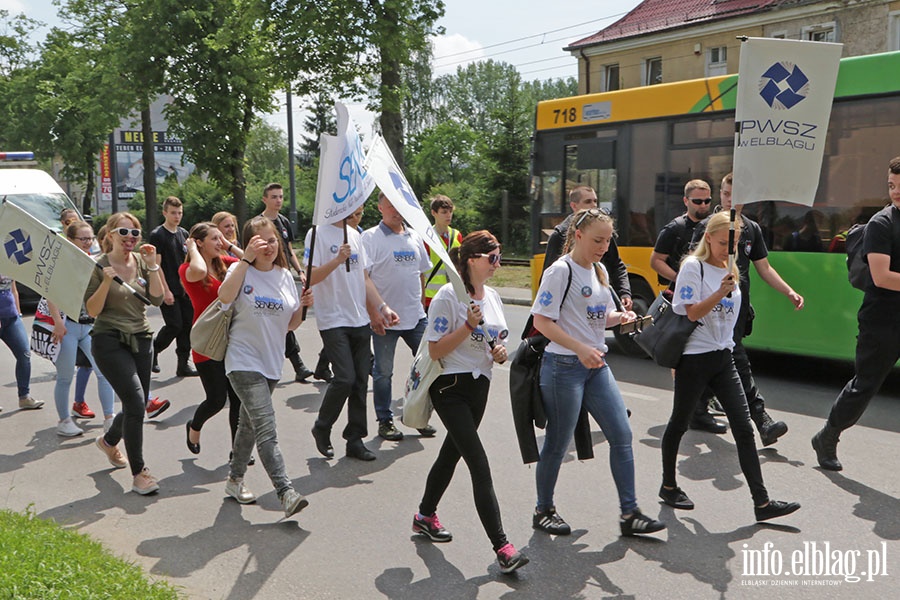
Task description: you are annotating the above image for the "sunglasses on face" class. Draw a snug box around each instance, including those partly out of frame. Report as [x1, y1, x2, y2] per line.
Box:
[474, 253, 502, 265]
[116, 227, 141, 238]
[73, 236, 95, 243]
[690, 198, 713, 205]
[574, 207, 611, 228]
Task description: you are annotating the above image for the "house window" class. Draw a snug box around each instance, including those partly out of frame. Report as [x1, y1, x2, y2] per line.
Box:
[890, 11, 900, 51]
[771, 31, 787, 39]
[706, 46, 727, 77]
[604, 64, 620, 92]
[644, 57, 662, 86]
[802, 22, 836, 43]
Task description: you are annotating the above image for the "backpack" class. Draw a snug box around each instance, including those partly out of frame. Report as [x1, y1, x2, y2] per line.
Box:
[846, 205, 898, 290]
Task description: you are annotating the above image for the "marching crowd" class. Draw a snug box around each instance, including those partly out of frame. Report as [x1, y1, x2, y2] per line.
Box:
[2, 157, 898, 574]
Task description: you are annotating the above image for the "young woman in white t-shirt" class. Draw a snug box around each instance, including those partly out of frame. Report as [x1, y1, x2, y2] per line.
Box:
[661, 211, 800, 522]
[218, 216, 313, 518]
[412, 230, 528, 574]
[531, 208, 665, 538]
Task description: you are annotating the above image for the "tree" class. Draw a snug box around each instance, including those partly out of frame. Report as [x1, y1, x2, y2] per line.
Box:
[366, 0, 445, 168]
[299, 92, 337, 161]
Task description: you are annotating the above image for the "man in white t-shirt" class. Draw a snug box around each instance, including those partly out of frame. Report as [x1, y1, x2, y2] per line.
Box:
[362, 193, 434, 441]
[304, 217, 399, 461]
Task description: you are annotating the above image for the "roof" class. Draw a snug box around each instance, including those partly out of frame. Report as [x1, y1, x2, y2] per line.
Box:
[566, 0, 782, 50]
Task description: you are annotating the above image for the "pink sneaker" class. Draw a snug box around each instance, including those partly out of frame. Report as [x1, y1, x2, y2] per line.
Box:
[72, 402, 95, 419]
[132, 467, 159, 495]
[95, 436, 127, 469]
[496, 543, 529, 574]
[145, 397, 170, 418]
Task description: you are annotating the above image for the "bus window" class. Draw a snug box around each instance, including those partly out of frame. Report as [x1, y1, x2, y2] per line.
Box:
[628, 121, 667, 247]
[563, 138, 616, 214]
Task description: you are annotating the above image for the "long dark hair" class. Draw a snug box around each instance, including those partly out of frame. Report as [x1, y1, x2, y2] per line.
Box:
[186, 222, 227, 285]
[449, 230, 499, 295]
[241, 216, 289, 269]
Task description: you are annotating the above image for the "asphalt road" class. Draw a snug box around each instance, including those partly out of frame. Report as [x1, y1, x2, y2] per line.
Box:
[1, 302, 898, 599]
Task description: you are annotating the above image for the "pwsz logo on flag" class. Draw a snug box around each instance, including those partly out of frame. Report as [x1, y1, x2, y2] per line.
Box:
[759, 62, 809, 109]
[4, 229, 33, 265]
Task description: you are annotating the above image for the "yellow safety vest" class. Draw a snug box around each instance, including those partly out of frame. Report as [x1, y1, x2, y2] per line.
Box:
[424, 227, 462, 304]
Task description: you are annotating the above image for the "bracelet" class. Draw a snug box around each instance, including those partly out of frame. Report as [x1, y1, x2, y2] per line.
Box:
[241, 257, 252, 265]
[228, 243, 235, 252]
[464, 321, 475, 331]
[146, 265, 160, 272]
[377, 302, 387, 313]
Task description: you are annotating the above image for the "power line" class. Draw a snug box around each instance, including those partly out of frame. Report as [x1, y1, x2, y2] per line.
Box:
[433, 12, 628, 60]
[433, 28, 602, 69]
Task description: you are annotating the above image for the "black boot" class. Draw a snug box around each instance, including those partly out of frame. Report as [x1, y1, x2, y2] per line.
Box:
[812, 424, 843, 471]
[750, 406, 788, 447]
[176, 356, 198, 377]
[289, 354, 314, 383]
[151, 348, 161, 374]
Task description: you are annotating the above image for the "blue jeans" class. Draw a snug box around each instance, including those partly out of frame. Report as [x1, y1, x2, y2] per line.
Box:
[372, 317, 427, 422]
[54, 320, 115, 420]
[0, 315, 31, 398]
[537, 352, 637, 515]
[228, 371, 293, 498]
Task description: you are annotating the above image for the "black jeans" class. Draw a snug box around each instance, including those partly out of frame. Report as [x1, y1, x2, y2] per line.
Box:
[314, 325, 371, 443]
[92, 332, 152, 476]
[828, 314, 900, 430]
[154, 294, 194, 359]
[193, 359, 241, 442]
[419, 373, 508, 551]
[663, 350, 769, 507]
[696, 313, 765, 418]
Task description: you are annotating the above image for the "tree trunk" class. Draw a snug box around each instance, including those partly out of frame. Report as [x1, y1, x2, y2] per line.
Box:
[379, 51, 405, 170]
[231, 100, 254, 226]
[82, 151, 95, 216]
[141, 106, 157, 230]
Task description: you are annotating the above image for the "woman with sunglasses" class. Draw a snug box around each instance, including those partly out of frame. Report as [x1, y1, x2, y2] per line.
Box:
[218, 216, 313, 516]
[531, 208, 666, 537]
[42, 221, 116, 437]
[179, 222, 243, 459]
[412, 231, 528, 574]
[86, 213, 165, 495]
[660, 211, 800, 522]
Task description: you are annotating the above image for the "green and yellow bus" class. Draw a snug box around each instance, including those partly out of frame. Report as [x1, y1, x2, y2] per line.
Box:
[529, 50, 900, 361]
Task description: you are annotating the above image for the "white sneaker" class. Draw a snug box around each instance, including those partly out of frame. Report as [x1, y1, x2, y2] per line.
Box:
[280, 489, 309, 518]
[225, 477, 257, 504]
[132, 467, 159, 495]
[18, 396, 44, 410]
[103, 414, 116, 434]
[56, 418, 84, 437]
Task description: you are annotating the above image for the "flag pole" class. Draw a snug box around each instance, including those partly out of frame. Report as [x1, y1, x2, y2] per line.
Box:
[727, 208, 736, 297]
[301, 225, 316, 320]
[343, 217, 350, 272]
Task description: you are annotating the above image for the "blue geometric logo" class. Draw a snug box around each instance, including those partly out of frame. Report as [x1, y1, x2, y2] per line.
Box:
[4, 229, 33, 265]
[538, 291, 553, 307]
[433, 316, 449, 333]
[680, 285, 694, 301]
[758, 62, 809, 109]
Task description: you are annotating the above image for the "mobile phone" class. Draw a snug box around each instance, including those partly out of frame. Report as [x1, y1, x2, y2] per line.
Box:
[619, 315, 652, 335]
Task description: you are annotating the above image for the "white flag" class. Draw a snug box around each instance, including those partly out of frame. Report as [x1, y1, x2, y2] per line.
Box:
[0, 201, 95, 317]
[364, 135, 468, 303]
[313, 102, 376, 226]
[732, 37, 842, 206]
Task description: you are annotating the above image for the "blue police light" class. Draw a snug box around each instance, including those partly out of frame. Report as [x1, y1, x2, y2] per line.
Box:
[0, 151, 35, 160]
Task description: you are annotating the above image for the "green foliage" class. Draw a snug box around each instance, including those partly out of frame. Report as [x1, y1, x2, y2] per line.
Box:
[0, 508, 180, 599]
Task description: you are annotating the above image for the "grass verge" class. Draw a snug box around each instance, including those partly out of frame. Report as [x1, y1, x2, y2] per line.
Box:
[0, 508, 180, 600]
[489, 265, 532, 289]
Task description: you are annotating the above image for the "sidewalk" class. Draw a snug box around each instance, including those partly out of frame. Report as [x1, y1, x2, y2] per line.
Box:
[495, 286, 532, 307]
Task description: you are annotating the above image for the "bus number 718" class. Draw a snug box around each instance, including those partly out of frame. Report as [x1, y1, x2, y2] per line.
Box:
[553, 107, 577, 124]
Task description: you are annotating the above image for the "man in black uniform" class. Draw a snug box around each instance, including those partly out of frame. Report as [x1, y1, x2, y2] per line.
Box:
[150, 196, 197, 377]
[692, 173, 804, 446]
[813, 157, 900, 470]
[541, 185, 633, 310]
[649, 179, 724, 433]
